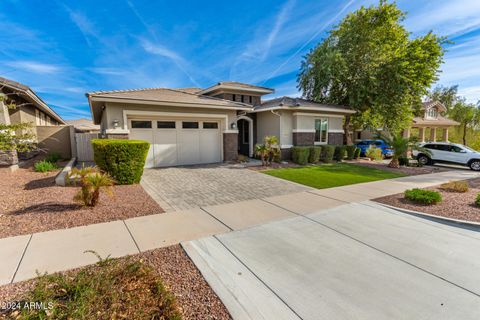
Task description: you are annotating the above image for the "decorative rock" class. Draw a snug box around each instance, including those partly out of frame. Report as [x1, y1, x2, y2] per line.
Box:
[0, 150, 18, 166]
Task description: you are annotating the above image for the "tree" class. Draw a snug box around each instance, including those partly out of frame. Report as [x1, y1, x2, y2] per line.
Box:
[297, 0, 445, 144]
[255, 135, 280, 166]
[379, 133, 431, 168]
[428, 85, 458, 113]
[449, 99, 480, 145]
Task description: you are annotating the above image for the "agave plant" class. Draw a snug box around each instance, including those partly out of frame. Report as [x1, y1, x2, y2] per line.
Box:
[67, 165, 114, 207]
[379, 133, 431, 168]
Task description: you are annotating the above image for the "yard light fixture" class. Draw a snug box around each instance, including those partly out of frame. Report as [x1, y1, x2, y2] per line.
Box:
[231, 122, 237, 130]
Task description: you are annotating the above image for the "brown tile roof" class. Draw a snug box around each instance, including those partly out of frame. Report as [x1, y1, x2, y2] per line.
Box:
[199, 81, 274, 95]
[87, 87, 252, 109]
[0, 76, 66, 124]
[422, 100, 447, 112]
[65, 118, 100, 131]
[254, 96, 354, 113]
[412, 116, 459, 126]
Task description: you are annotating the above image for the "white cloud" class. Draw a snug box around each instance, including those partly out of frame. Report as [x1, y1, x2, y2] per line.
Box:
[141, 39, 184, 63]
[63, 5, 99, 47]
[7, 61, 61, 74]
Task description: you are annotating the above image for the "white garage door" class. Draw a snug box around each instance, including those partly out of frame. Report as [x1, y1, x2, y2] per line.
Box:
[129, 119, 222, 168]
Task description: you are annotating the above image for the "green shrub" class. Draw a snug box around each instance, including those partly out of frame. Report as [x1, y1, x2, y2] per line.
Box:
[476, 193, 480, 207]
[292, 146, 310, 165]
[34, 160, 57, 172]
[309, 147, 322, 163]
[353, 147, 361, 159]
[439, 181, 469, 193]
[399, 156, 409, 166]
[322, 145, 335, 163]
[333, 145, 346, 162]
[92, 139, 150, 184]
[404, 188, 442, 205]
[345, 145, 357, 160]
[45, 152, 61, 163]
[366, 146, 383, 161]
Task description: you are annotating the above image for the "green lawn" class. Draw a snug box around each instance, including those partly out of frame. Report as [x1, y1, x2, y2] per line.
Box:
[263, 163, 405, 189]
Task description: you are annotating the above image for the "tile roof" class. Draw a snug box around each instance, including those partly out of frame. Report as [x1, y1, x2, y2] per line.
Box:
[254, 96, 354, 113]
[65, 118, 100, 131]
[422, 100, 447, 112]
[87, 87, 252, 109]
[199, 81, 275, 95]
[412, 116, 459, 126]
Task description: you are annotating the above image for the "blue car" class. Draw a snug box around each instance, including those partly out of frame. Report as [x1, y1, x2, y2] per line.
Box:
[355, 140, 394, 158]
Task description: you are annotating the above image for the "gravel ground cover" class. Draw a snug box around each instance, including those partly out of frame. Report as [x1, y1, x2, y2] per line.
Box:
[374, 178, 480, 223]
[0, 245, 231, 320]
[0, 164, 163, 239]
[348, 159, 450, 176]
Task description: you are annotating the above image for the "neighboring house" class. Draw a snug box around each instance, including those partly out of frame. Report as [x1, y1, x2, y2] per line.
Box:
[66, 118, 100, 133]
[87, 81, 354, 168]
[0, 77, 72, 162]
[354, 101, 459, 143]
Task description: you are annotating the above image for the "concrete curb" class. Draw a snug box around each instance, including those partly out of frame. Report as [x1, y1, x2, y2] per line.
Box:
[55, 157, 76, 186]
[376, 202, 480, 230]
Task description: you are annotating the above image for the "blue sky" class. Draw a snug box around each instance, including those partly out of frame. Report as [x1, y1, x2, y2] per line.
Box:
[1, 0, 479, 120]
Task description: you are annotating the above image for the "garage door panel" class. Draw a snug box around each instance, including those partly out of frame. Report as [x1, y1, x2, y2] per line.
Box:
[153, 130, 177, 167]
[178, 130, 201, 165]
[129, 129, 155, 168]
[200, 129, 221, 164]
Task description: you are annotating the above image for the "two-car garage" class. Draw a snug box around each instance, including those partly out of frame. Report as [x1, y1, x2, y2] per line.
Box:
[128, 118, 222, 168]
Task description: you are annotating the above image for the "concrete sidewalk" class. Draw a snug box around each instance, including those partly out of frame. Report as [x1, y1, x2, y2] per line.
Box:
[1, 169, 478, 286]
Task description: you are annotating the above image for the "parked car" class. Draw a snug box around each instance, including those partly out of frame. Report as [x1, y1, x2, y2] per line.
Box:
[355, 140, 394, 158]
[413, 142, 480, 171]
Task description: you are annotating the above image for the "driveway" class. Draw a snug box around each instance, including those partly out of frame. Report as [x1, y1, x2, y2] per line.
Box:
[141, 164, 310, 211]
[183, 201, 480, 320]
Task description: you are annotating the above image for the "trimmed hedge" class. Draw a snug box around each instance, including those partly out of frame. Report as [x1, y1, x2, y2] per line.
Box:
[353, 147, 361, 159]
[345, 145, 357, 160]
[322, 145, 335, 163]
[333, 145, 346, 162]
[292, 146, 310, 165]
[92, 139, 150, 185]
[309, 147, 322, 163]
[404, 188, 442, 205]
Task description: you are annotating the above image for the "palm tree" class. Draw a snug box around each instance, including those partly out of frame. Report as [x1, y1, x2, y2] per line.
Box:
[255, 136, 280, 166]
[68, 165, 114, 207]
[380, 133, 431, 168]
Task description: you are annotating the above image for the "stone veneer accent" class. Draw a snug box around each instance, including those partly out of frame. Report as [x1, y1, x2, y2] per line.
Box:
[0, 150, 18, 166]
[328, 132, 344, 145]
[223, 132, 238, 161]
[292, 132, 315, 146]
[106, 134, 129, 139]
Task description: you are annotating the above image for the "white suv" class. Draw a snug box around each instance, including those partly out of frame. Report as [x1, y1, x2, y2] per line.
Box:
[413, 142, 480, 171]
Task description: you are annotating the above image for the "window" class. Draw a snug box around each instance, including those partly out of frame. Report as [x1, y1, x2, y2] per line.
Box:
[203, 122, 218, 129]
[249, 96, 253, 104]
[356, 131, 361, 140]
[241, 95, 244, 103]
[232, 94, 236, 102]
[157, 121, 176, 129]
[424, 144, 436, 150]
[182, 121, 199, 129]
[314, 119, 328, 143]
[131, 120, 152, 128]
[426, 108, 438, 119]
[449, 145, 463, 153]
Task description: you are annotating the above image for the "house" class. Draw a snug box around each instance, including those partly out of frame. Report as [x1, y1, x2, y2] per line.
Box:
[354, 100, 460, 143]
[66, 118, 100, 133]
[87, 81, 354, 168]
[0, 77, 72, 163]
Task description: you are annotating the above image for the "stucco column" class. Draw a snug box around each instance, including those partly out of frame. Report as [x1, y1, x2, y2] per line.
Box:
[418, 127, 425, 142]
[442, 128, 449, 142]
[430, 127, 437, 142]
[402, 128, 411, 139]
[0, 99, 11, 125]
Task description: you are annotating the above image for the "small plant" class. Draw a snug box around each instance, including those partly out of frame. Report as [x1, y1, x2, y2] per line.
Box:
[68, 166, 114, 207]
[345, 145, 357, 160]
[45, 152, 61, 163]
[353, 147, 361, 159]
[255, 135, 280, 166]
[309, 147, 322, 163]
[476, 193, 480, 207]
[398, 156, 409, 166]
[334, 145, 347, 162]
[292, 146, 310, 165]
[34, 160, 58, 172]
[322, 145, 336, 163]
[404, 188, 442, 205]
[439, 181, 469, 193]
[365, 146, 383, 161]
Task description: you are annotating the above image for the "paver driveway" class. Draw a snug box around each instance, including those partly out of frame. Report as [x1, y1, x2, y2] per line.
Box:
[141, 164, 310, 211]
[184, 201, 480, 320]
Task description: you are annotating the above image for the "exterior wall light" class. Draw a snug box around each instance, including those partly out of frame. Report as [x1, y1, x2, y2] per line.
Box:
[113, 119, 120, 128]
[231, 122, 237, 130]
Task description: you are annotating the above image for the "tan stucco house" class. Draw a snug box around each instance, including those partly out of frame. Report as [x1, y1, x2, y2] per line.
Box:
[355, 100, 459, 143]
[87, 82, 354, 168]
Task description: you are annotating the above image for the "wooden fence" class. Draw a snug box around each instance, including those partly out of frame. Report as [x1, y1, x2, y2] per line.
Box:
[75, 133, 98, 162]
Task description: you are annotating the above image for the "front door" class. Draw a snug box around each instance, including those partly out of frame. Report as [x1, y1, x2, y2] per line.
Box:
[238, 119, 250, 156]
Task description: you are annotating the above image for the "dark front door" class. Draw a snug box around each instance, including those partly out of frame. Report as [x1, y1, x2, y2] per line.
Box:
[238, 119, 250, 156]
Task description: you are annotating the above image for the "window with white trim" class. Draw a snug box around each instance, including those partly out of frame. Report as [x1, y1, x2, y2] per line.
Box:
[314, 118, 328, 144]
[425, 107, 438, 119]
